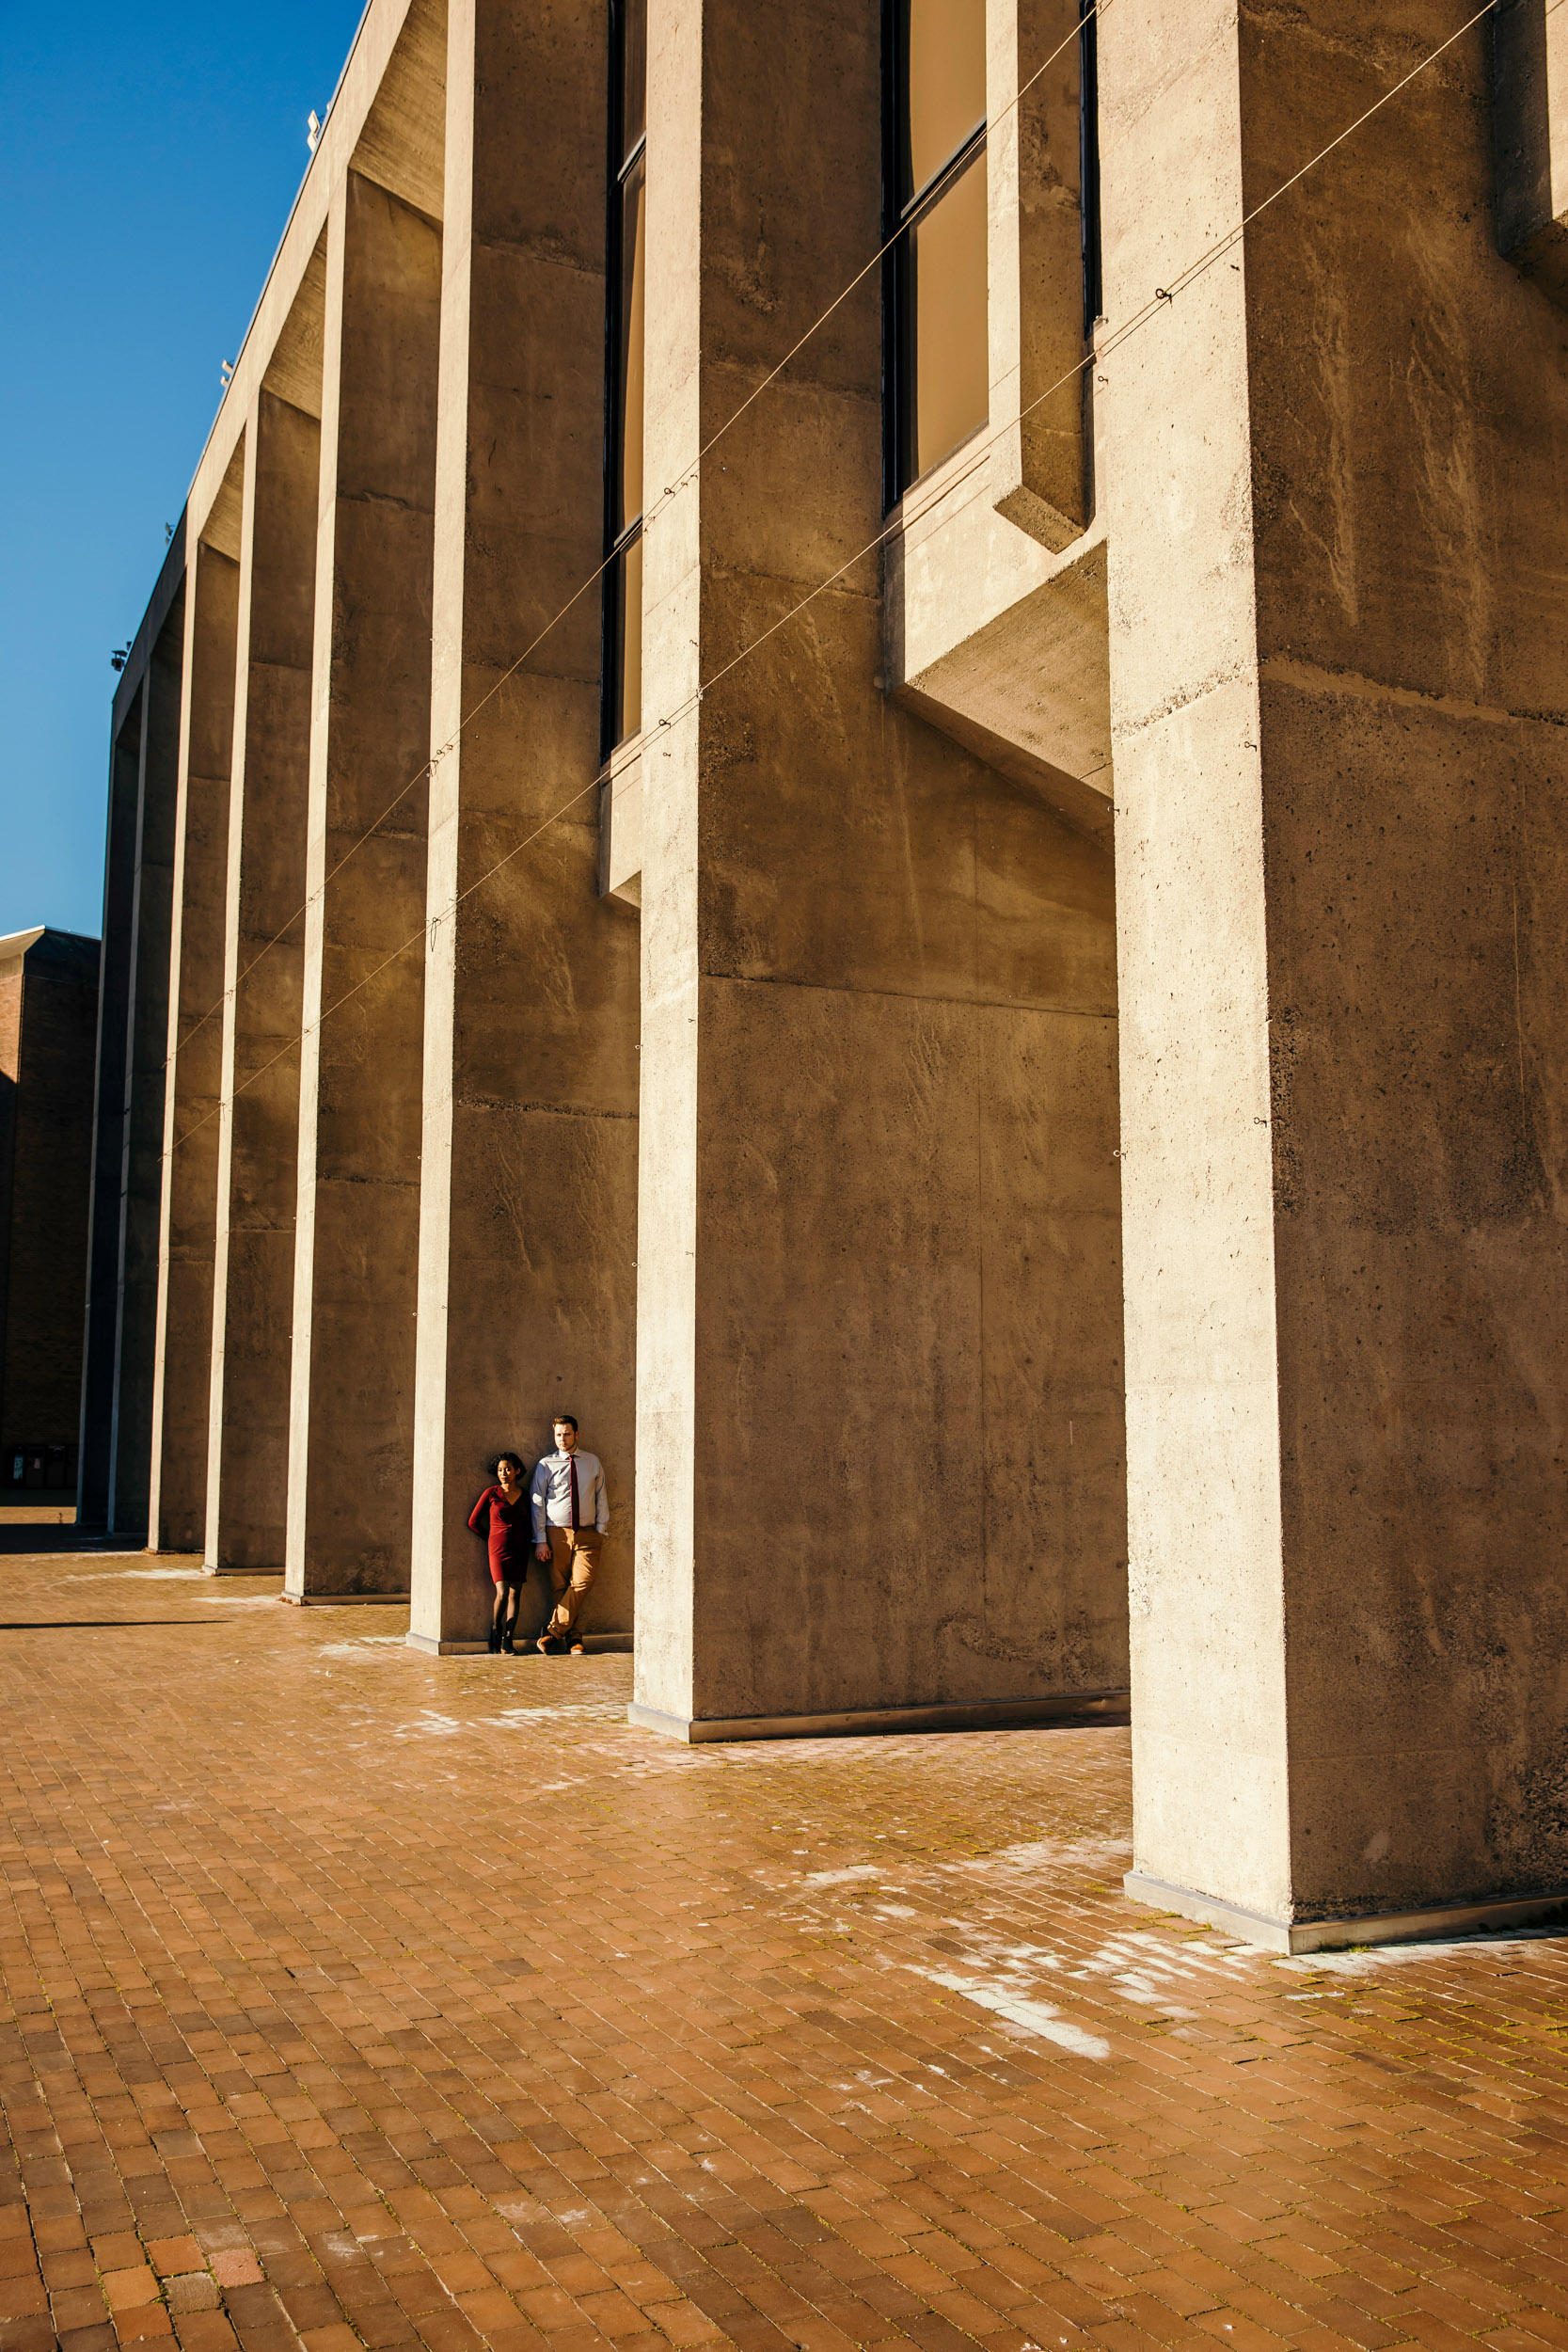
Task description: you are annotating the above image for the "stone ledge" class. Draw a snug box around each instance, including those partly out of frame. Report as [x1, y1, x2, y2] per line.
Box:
[1123, 1869, 1568, 1954]
[628, 1690, 1132, 1744]
[279, 1588, 408, 1605]
[404, 1629, 634, 1657]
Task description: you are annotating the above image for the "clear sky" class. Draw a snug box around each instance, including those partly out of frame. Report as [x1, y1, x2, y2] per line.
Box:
[0, 0, 365, 944]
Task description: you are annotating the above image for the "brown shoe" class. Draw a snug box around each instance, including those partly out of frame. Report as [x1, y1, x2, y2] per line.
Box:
[535, 1634, 555, 1654]
[569, 1642, 585, 1655]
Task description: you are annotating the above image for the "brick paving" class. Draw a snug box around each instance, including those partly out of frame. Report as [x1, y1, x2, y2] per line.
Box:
[3, 1554, 1568, 2352]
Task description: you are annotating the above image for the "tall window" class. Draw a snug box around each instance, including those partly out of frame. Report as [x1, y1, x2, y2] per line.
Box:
[605, 0, 646, 752]
[885, 0, 988, 503]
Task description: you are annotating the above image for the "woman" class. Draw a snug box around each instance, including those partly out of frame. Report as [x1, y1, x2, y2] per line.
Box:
[467, 1452, 532, 1652]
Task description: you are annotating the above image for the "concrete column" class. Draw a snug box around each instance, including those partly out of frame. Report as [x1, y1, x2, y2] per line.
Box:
[286, 168, 440, 1600]
[78, 689, 144, 1529]
[110, 607, 185, 1535]
[408, 0, 637, 1656]
[149, 523, 241, 1553]
[205, 393, 319, 1573]
[630, 0, 1128, 1740]
[1106, 0, 1568, 1945]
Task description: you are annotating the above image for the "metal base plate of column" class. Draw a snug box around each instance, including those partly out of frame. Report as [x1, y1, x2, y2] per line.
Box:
[1123, 1869, 1568, 1954]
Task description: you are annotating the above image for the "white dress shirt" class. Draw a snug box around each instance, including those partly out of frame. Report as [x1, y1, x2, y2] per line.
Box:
[531, 1448, 609, 1537]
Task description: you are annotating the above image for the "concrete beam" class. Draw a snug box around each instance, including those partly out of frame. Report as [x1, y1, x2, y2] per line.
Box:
[286, 168, 441, 1600]
[987, 0, 1089, 548]
[408, 0, 637, 1657]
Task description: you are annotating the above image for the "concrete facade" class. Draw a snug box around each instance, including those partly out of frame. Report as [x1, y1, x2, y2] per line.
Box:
[81, 0, 1568, 1944]
[0, 929, 99, 1500]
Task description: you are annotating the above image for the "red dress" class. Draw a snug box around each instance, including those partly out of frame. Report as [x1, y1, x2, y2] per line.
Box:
[468, 1485, 532, 1584]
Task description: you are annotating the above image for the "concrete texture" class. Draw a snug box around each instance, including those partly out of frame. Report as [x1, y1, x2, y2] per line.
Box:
[285, 167, 440, 1600]
[205, 389, 320, 1574]
[1103, 0, 1568, 1932]
[987, 0, 1089, 548]
[633, 0, 1127, 1736]
[0, 930, 99, 1495]
[149, 522, 241, 1554]
[408, 0, 640, 1658]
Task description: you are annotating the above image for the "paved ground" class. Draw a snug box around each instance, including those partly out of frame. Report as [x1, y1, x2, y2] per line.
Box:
[3, 1556, 1568, 2352]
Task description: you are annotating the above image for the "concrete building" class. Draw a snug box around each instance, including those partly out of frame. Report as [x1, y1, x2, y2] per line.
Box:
[84, 0, 1568, 1948]
[0, 927, 99, 1501]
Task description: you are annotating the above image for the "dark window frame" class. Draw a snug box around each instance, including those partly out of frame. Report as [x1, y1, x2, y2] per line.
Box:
[603, 0, 648, 757]
[1080, 0, 1102, 336]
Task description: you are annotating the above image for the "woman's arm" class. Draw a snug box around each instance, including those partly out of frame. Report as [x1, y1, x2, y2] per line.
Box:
[467, 1488, 494, 1534]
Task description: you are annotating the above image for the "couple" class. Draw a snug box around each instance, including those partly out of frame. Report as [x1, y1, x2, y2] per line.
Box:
[468, 1415, 609, 1656]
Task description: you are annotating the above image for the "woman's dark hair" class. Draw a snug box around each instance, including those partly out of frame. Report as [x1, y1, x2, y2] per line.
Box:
[488, 1451, 527, 1478]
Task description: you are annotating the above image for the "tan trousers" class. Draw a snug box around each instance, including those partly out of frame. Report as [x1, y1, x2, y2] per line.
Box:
[546, 1527, 601, 1640]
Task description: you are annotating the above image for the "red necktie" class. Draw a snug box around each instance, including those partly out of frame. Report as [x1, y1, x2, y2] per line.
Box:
[569, 1454, 579, 1529]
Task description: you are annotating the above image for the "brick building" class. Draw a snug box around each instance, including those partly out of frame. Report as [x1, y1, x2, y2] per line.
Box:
[82, 0, 1568, 1951]
[0, 927, 99, 1499]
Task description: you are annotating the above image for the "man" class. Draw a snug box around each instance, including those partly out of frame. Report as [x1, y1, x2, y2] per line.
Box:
[530, 1415, 609, 1655]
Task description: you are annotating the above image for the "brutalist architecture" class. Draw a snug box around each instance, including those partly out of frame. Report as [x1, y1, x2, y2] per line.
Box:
[83, 0, 1568, 1950]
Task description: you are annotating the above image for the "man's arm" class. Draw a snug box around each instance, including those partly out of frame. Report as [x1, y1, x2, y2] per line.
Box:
[595, 1458, 610, 1534]
[530, 1459, 548, 1543]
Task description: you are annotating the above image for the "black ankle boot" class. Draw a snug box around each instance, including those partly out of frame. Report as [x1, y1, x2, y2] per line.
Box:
[487, 1625, 500, 1653]
[500, 1627, 515, 1653]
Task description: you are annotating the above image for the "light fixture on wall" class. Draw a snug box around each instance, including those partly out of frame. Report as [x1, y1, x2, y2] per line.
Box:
[307, 110, 323, 153]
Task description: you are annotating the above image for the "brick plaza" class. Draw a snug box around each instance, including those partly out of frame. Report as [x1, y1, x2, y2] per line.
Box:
[4, 1554, 1568, 2352]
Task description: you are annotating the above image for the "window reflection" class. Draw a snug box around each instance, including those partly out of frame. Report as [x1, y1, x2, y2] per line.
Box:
[606, 0, 647, 751]
[910, 151, 988, 483]
[887, 0, 989, 501]
[901, 0, 985, 203]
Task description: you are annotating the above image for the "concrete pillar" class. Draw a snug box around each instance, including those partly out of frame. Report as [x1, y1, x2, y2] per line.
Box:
[149, 521, 241, 1553]
[408, 0, 638, 1656]
[205, 393, 319, 1572]
[286, 168, 440, 1600]
[1106, 0, 1568, 1944]
[110, 607, 185, 1535]
[629, 0, 1128, 1740]
[78, 688, 144, 1530]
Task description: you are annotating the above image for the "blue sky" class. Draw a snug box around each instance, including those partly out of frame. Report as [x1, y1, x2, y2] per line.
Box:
[0, 1, 364, 942]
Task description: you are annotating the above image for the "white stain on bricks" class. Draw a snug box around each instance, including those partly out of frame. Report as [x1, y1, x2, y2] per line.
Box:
[906, 1964, 1111, 2058]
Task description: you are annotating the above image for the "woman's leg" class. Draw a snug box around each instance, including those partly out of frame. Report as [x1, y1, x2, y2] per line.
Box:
[490, 1581, 505, 1650]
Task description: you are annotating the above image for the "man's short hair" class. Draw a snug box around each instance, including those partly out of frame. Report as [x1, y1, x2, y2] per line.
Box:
[553, 1413, 578, 1432]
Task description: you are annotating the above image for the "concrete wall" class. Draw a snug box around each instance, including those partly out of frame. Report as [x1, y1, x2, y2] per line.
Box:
[0, 931, 101, 1471]
[631, 0, 1128, 1736]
